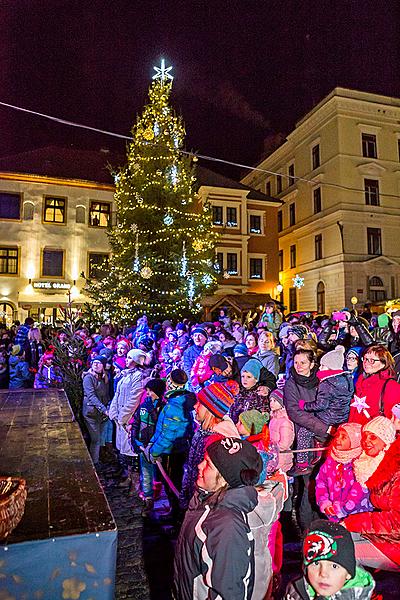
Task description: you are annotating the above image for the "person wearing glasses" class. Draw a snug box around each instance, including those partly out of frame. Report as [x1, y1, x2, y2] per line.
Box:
[349, 344, 400, 425]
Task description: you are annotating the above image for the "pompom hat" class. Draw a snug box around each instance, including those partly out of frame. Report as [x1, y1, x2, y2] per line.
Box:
[197, 382, 235, 419]
[363, 416, 396, 447]
[320, 344, 345, 370]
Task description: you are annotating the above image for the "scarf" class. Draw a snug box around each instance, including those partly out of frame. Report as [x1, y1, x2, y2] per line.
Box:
[330, 444, 362, 464]
[353, 450, 387, 485]
[290, 365, 319, 389]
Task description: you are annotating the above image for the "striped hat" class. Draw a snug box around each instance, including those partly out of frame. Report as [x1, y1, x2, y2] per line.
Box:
[197, 382, 235, 419]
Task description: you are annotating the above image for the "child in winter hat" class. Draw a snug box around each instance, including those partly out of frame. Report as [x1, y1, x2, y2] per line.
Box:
[285, 519, 375, 599]
[269, 389, 295, 473]
[315, 423, 373, 521]
[353, 416, 396, 486]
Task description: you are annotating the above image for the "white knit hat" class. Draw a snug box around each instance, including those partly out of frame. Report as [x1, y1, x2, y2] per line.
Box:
[363, 416, 396, 447]
[320, 344, 345, 370]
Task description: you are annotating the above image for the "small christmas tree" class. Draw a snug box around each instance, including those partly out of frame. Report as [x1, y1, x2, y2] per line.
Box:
[86, 60, 218, 323]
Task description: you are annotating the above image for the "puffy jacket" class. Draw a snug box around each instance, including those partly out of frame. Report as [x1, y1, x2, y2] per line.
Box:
[284, 567, 375, 599]
[150, 389, 196, 457]
[174, 486, 258, 600]
[283, 369, 330, 442]
[269, 409, 295, 472]
[129, 393, 161, 450]
[109, 367, 144, 455]
[348, 369, 400, 425]
[344, 437, 400, 567]
[34, 365, 63, 389]
[304, 370, 354, 425]
[8, 356, 31, 389]
[318, 318, 373, 352]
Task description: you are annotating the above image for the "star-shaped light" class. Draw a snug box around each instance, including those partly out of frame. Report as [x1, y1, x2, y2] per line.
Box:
[292, 274, 305, 289]
[152, 59, 173, 83]
[350, 395, 370, 417]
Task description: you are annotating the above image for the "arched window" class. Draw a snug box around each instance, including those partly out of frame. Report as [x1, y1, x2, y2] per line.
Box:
[0, 302, 16, 327]
[23, 201, 34, 220]
[369, 276, 386, 302]
[316, 281, 325, 314]
[369, 276, 383, 287]
[76, 205, 86, 224]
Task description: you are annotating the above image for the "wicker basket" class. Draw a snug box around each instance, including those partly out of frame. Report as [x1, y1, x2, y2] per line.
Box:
[0, 477, 27, 541]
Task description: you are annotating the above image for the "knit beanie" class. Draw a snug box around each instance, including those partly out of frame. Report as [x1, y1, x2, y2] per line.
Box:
[303, 519, 356, 578]
[363, 416, 396, 447]
[145, 378, 166, 399]
[126, 349, 147, 365]
[197, 382, 235, 418]
[241, 358, 263, 380]
[113, 356, 126, 370]
[320, 345, 345, 370]
[287, 324, 308, 340]
[191, 326, 208, 340]
[91, 355, 107, 367]
[392, 404, 400, 419]
[278, 323, 291, 339]
[233, 343, 248, 356]
[168, 368, 188, 386]
[116, 338, 130, 349]
[11, 345, 23, 356]
[269, 388, 284, 407]
[346, 346, 362, 359]
[339, 422, 362, 449]
[176, 322, 187, 332]
[208, 353, 229, 372]
[205, 435, 263, 488]
[167, 331, 178, 341]
[239, 410, 269, 435]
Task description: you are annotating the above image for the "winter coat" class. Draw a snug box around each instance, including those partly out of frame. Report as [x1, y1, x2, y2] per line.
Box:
[150, 389, 196, 457]
[34, 365, 63, 389]
[174, 486, 258, 600]
[25, 340, 44, 370]
[130, 393, 162, 451]
[304, 370, 354, 426]
[230, 386, 270, 424]
[180, 417, 239, 510]
[318, 318, 374, 352]
[14, 324, 30, 348]
[190, 351, 213, 390]
[344, 438, 400, 568]
[269, 409, 295, 472]
[248, 480, 286, 600]
[82, 371, 109, 419]
[108, 367, 144, 455]
[183, 343, 204, 381]
[8, 356, 31, 389]
[254, 348, 280, 377]
[259, 312, 282, 338]
[283, 368, 330, 442]
[177, 332, 190, 351]
[284, 567, 375, 600]
[348, 368, 400, 425]
[315, 456, 373, 520]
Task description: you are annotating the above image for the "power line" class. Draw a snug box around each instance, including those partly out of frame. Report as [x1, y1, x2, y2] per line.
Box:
[1, 99, 399, 200]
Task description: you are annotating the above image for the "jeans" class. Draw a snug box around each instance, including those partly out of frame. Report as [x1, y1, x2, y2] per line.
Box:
[140, 453, 156, 498]
[84, 415, 106, 464]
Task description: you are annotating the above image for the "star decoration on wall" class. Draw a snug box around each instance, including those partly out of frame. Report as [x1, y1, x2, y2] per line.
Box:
[350, 395, 370, 418]
[152, 59, 173, 83]
[292, 274, 305, 289]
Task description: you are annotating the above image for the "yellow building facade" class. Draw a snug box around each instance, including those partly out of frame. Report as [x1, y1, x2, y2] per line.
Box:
[242, 88, 400, 314]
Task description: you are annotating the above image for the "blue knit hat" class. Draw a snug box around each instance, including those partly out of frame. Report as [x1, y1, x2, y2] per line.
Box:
[241, 358, 263, 380]
[234, 343, 248, 356]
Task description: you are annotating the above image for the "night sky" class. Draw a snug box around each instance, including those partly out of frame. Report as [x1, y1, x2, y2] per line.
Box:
[1, 0, 399, 177]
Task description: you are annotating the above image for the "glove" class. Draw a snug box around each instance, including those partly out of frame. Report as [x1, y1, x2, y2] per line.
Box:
[325, 505, 337, 517]
[298, 400, 305, 410]
[142, 444, 154, 463]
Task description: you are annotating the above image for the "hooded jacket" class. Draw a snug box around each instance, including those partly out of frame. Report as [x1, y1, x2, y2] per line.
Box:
[348, 368, 400, 425]
[82, 370, 109, 417]
[304, 370, 354, 425]
[284, 566, 375, 599]
[150, 388, 196, 457]
[8, 355, 31, 389]
[174, 486, 258, 600]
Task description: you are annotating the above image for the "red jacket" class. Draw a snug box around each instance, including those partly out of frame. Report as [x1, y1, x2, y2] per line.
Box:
[344, 438, 400, 567]
[348, 369, 400, 425]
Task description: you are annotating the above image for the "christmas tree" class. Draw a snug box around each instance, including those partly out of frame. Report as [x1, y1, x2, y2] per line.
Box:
[86, 60, 218, 323]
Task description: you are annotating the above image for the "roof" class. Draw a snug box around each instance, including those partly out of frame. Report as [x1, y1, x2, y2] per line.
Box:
[196, 164, 281, 203]
[201, 293, 275, 311]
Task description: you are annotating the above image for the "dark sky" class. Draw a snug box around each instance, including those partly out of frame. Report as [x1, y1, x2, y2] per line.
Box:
[0, 0, 399, 177]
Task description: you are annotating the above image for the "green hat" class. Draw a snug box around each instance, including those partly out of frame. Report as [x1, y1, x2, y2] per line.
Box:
[239, 409, 269, 435]
[11, 344, 23, 356]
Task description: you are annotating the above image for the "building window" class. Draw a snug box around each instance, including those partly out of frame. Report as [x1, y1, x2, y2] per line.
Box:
[288, 163, 295, 186]
[278, 250, 283, 272]
[0, 247, 18, 275]
[88, 253, 109, 280]
[277, 175, 282, 194]
[312, 144, 320, 170]
[76, 206, 86, 224]
[23, 202, 34, 220]
[290, 245, 296, 268]
[89, 201, 111, 227]
[369, 276, 386, 302]
[0, 192, 21, 220]
[315, 234, 323, 260]
[216, 252, 224, 273]
[317, 281, 325, 314]
[226, 207, 238, 227]
[43, 196, 66, 223]
[42, 249, 64, 277]
[249, 258, 263, 279]
[289, 287, 297, 312]
[226, 253, 238, 275]
[364, 179, 380, 206]
[266, 181, 271, 196]
[212, 205, 223, 226]
[249, 214, 262, 234]
[289, 203, 296, 227]
[277, 210, 283, 232]
[313, 187, 322, 214]
[362, 133, 377, 158]
[367, 228, 382, 256]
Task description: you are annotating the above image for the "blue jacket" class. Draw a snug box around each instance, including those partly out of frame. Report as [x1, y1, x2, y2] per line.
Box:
[150, 389, 196, 457]
[9, 356, 31, 389]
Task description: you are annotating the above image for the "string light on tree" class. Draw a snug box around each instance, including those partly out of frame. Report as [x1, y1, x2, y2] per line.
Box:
[292, 274, 305, 289]
[140, 266, 153, 279]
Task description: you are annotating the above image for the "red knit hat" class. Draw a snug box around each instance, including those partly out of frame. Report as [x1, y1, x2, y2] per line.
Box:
[196, 382, 235, 419]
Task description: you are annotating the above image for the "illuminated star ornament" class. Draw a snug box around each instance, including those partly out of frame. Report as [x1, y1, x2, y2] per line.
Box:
[350, 395, 370, 418]
[292, 274, 305, 289]
[152, 59, 173, 83]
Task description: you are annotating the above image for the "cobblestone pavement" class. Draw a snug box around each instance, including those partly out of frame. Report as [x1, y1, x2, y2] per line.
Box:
[97, 458, 400, 600]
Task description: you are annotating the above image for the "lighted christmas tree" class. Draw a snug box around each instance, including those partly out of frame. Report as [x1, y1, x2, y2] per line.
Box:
[86, 60, 218, 323]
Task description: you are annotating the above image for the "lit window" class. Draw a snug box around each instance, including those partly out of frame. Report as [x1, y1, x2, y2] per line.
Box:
[249, 258, 263, 279]
[0, 247, 18, 274]
[44, 197, 66, 223]
[226, 207, 238, 227]
[89, 202, 111, 227]
[212, 206, 223, 226]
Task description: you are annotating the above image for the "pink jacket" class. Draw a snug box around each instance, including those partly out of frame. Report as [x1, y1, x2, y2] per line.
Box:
[268, 409, 295, 472]
[190, 351, 213, 389]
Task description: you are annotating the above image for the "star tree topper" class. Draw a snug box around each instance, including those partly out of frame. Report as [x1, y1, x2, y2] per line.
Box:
[153, 59, 173, 83]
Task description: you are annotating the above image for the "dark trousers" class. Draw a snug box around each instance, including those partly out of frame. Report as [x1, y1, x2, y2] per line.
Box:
[161, 452, 187, 516]
[84, 415, 106, 464]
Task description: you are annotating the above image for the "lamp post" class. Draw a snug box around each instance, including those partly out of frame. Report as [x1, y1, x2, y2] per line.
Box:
[351, 296, 358, 316]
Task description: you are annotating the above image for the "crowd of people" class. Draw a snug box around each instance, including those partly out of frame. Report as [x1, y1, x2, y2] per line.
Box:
[2, 302, 400, 598]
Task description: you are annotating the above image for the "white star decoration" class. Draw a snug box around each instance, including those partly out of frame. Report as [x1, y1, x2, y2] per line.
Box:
[350, 395, 370, 418]
[152, 59, 173, 83]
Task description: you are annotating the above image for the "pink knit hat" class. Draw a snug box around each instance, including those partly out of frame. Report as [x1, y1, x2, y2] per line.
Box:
[338, 422, 362, 449]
